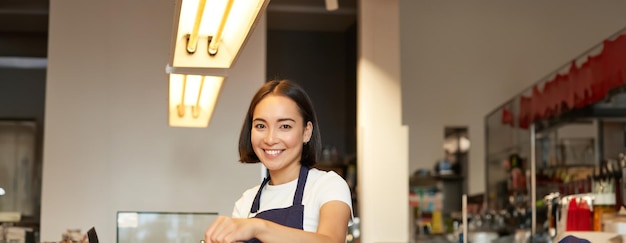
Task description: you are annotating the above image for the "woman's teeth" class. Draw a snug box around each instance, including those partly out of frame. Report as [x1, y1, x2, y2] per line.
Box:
[265, 150, 281, 155]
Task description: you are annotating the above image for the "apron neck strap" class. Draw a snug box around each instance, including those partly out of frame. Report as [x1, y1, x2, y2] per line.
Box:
[250, 165, 310, 213]
[292, 166, 309, 205]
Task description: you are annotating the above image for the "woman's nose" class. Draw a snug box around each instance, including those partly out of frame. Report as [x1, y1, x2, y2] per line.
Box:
[263, 129, 278, 144]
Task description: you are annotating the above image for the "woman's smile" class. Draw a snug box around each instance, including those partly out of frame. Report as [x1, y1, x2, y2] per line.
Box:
[263, 149, 284, 157]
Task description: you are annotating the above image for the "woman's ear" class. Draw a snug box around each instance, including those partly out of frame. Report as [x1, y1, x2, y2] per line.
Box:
[303, 121, 313, 143]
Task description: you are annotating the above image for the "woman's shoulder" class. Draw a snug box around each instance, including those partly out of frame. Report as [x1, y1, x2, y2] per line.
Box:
[241, 184, 261, 198]
[306, 168, 353, 208]
[232, 184, 261, 216]
[307, 168, 347, 185]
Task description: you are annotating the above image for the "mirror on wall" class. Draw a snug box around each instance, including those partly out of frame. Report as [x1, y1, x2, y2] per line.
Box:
[436, 127, 469, 177]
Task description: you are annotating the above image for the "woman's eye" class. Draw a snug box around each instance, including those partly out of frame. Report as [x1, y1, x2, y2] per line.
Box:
[254, 124, 266, 129]
[280, 124, 292, 129]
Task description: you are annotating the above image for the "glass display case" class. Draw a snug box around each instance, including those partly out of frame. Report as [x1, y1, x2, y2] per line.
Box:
[484, 27, 626, 238]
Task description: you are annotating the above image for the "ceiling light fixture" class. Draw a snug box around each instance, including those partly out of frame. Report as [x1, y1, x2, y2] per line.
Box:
[166, 0, 269, 127]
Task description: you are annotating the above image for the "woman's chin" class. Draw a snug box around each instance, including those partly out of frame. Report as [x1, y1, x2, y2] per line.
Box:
[262, 163, 282, 171]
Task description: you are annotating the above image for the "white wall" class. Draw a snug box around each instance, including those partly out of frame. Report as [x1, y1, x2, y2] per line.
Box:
[400, 0, 626, 195]
[358, 1, 409, 242]
[41, 0, 265, 242]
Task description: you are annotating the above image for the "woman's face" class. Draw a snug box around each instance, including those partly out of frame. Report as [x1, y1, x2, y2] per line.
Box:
[251, 94, 312, 172]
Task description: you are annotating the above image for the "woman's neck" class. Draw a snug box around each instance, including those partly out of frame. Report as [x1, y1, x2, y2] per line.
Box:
[269, 164, 302, 185]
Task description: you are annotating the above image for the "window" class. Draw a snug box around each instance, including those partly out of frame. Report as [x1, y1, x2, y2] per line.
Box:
[0, 120, 39, 222]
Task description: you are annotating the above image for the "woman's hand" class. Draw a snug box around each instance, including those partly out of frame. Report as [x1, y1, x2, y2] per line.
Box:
[205, 200, 350, 243]
[204, 216, 262, 243]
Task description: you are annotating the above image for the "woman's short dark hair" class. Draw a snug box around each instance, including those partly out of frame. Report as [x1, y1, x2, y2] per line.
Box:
[238, 80, 321, 167]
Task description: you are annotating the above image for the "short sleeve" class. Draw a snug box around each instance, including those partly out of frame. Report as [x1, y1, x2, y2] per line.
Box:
[231, 185, 260, 218]
[315, 172, 353, 216]
[231, 196, 246, 218]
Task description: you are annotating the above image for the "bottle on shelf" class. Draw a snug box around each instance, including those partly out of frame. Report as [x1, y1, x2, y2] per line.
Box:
[609, 158, 624, 211]
[566, 196, 592, 231]
[592, 162, 616, 231]
[618, 153, 626, 209]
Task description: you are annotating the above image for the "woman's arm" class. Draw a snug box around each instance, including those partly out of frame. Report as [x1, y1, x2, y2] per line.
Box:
[205, 201, 351, 243]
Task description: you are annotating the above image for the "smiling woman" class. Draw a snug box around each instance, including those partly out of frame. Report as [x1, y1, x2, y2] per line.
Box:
[203, 80, 353, 243]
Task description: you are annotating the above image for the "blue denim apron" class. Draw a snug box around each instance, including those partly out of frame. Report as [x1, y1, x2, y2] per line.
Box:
[245, 166, 309, 243]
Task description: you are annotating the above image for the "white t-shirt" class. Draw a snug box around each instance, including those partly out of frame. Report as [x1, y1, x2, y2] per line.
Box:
[232, 168, 353, 232]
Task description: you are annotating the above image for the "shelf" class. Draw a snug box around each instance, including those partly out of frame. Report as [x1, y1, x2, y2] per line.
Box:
[536, 164, 595, 170]
[432, 174, 464, 181]
[409, 175, 437, 188]
[409, 174, 465, 189]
